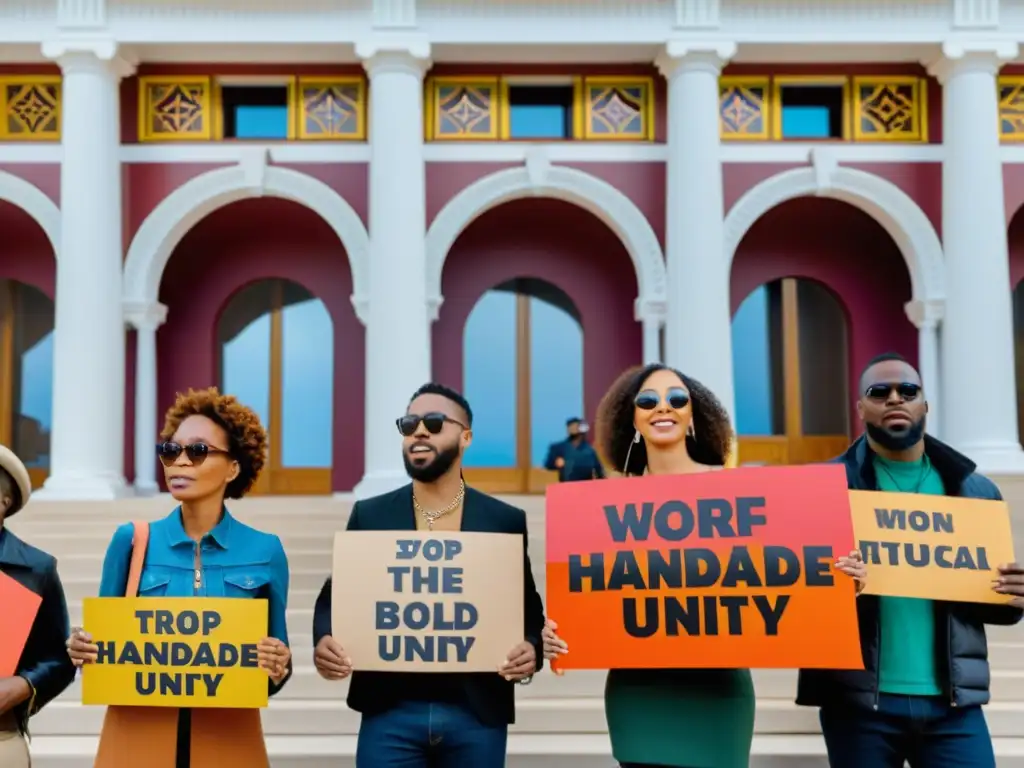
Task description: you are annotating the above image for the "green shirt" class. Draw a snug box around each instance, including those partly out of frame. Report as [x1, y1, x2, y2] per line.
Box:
[872, 454, 946, 696]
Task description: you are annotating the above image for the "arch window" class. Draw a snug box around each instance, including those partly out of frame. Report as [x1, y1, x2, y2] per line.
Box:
[731, 277, 850, 465]
[0, 279, 54, 488]
[218, 278, 334, 494]
[462, 278, 584, 493]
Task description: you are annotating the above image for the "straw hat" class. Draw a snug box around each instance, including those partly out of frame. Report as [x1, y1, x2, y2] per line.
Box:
[0, 444, 31, 517]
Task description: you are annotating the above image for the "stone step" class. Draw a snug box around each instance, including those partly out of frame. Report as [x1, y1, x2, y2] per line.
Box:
[29, 697, 1024, 738]
[23, 734, 1024, 768]
[52, 666, 1024, 704]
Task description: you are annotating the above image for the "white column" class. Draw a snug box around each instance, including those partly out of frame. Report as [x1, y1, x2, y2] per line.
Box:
[636, 298, 665, 364]
[353, 39, 432, 499]
[125, 302, 167, 496]
[37, 41, 132, 500]
[657, 41, 738, 417]
[929, 41, 1024, 472]
[904, 299, 943, 439]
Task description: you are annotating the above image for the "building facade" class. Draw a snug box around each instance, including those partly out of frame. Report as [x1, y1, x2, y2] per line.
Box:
[4, 0, 1024, 500]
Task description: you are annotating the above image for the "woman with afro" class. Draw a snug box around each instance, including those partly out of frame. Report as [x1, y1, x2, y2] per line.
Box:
[542, 363, 865, 767]
[66, 387, 292, 768]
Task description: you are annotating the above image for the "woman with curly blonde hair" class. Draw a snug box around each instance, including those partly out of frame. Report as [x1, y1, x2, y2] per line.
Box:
[66, 388, 292, 768]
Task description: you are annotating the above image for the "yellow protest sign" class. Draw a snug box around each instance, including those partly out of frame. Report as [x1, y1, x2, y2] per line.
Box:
[332, 531, 524, 673]
[82, 597, 269, 708]
[850, 491, 1017, 604]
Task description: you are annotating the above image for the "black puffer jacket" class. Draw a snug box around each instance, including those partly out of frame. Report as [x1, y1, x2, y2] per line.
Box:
[796, 434, 1023, 711]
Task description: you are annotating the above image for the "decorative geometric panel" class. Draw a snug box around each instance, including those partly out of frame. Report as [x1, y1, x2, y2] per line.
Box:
[999, 77, 1024, 142]
[719, 77, 769, 141]
[0, 77, 61, 141]
[297, 77, 366, 140]
[426, 77, 500, 141]
[582, 77, 654, 141]
[852, 77, 927, 142]
[138, 76, 212, 142]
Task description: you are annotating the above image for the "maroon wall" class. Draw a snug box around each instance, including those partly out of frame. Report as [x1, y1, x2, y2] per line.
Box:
[431, 198, 640, 425]
[152, 197, 365, 491]
[0, 201, 56, 294]
[730, 197, 917, 431]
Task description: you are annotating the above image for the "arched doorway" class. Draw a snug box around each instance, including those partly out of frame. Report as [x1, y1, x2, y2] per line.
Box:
[732, 278, 849, 464]
[218, 278, 334, 494]
[431, 197, 641, 494]
[156, 197, 362, 494]
[0, 279, 54, 489]
[1006, 207, 1024, 445]
[461, 278, 584, 493]
[730, 197, 916, 465]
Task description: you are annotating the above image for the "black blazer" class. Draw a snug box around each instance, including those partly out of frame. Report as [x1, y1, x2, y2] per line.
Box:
[0, 528, 76, 730]
[313, 484, 546, 726]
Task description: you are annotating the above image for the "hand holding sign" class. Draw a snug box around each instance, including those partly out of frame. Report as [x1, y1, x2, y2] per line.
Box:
[66, 627, 98, 667]
[835, 550, 867, 594]
[498, 641, 536, 681]
[995, 562, 1024, 607]
[257, 637, 291, 683]
[314, 636, 352, 681]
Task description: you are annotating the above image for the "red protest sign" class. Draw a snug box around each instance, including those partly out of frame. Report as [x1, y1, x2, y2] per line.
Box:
[545, 465, 863, 670]
[0, 570, 43, 676]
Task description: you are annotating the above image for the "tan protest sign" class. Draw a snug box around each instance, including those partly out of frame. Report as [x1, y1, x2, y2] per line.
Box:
[331, 531, 524, 672]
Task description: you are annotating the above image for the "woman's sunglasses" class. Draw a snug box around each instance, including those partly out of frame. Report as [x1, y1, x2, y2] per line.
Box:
[864, 383, 921, 402]
[156, 441, 232, 467]
[635, 387, 691, 411]
[396, 412, 468, 437]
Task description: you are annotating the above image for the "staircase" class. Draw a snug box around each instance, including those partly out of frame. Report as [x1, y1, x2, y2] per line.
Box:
[9, 481, 1024, 768]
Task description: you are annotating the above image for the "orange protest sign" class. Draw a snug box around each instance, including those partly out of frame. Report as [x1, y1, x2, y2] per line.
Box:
[850, 491, 1016, 604]
[545, 465, 864, 670]
[0, 570, 42, 676]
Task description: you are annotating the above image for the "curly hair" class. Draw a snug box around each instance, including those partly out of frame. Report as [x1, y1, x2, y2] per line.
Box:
[160, 387, 268, 499]
[595, 363, 734, 476]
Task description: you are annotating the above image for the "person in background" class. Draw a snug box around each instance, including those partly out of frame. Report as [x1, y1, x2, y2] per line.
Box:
[797, 352, 1023, 768]
[313, 382, 545, 768]
[0, 445, 76, 768]
[66, 388, 292, 768]
[543, 417, 605, 482]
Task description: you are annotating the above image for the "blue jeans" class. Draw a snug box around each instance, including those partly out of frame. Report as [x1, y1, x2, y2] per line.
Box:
[819, 694, 995, 768]
[355, 701, 508, 768]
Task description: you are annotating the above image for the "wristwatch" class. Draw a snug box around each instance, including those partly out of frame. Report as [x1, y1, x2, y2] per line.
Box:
[517, 675, 533, 685]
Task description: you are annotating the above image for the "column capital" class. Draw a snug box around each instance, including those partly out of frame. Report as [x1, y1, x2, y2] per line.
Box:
[356, 35, 431, 78]
[904, 298, 945, 329]
[634, 297, 667, 324]
[123, 301, 168, 331]
[925, 40, 1018, 83]
[656, 40, 736, 79]
[41, 39, 137, 78]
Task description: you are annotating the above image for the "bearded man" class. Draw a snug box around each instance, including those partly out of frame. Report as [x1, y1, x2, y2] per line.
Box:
[796, 352, 1023, 768]
[312, 382, 545, 768]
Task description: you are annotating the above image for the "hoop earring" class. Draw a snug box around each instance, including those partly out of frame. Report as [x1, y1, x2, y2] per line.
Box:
[622, 430, 641, 474]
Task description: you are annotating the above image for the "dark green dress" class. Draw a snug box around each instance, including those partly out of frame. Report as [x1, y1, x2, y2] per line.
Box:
[605, 668, 755, 767]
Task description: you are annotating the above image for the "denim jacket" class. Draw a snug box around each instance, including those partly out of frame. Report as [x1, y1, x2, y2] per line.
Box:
[0, 527, 77, 730]
[98, 507, 292, 695]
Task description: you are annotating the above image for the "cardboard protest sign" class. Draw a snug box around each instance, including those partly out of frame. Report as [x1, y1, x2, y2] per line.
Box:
[546, 465, 863, 670]
[850, 490, 1017, 604]
[0, 571, 43, 676]
[332, 531, 524, 672]
[81, 598, 269, 708]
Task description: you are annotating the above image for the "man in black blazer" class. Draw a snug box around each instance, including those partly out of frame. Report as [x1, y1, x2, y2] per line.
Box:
[0, 445, 76, 767]
[313, 382, 546, 767]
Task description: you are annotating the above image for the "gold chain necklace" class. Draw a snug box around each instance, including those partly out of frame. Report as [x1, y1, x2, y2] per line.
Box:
[413, 479, 466, 530]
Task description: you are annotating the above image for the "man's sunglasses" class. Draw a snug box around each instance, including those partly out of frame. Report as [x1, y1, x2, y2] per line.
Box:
[396, 412, 468, 437]
[864, 382, 921, 402]
[156, 441, 232, 467]
[635, 387, 691, 411]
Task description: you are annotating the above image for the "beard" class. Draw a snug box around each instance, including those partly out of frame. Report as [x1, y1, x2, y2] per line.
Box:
[866, 417, 926, 452]
[403, 441, 461, 483]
